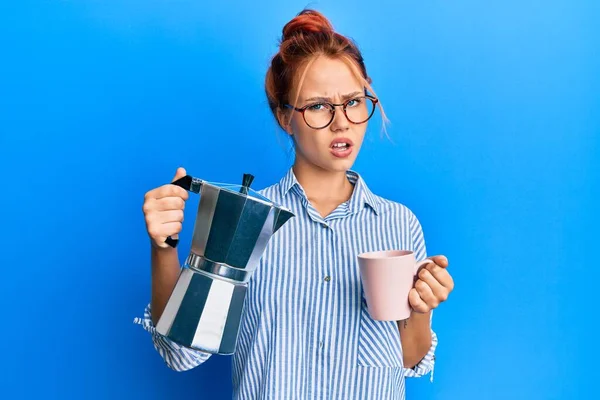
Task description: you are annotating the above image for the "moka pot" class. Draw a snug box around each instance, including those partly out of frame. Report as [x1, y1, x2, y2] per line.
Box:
[155, 173, 294, 355]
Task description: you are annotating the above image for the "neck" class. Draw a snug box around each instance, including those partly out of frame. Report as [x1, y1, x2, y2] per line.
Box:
[292, 158, 354, 204]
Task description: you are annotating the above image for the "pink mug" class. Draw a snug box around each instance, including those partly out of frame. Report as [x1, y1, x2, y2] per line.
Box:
[357, 250, 433, 321]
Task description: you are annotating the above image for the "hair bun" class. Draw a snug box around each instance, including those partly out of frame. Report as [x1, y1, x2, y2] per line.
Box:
[282, 9, 334, 41]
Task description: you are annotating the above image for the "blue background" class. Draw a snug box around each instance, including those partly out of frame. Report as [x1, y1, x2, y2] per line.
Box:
[1, 1, 598, 399]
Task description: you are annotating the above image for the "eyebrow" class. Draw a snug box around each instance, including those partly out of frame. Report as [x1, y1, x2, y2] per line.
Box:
[303, 91, 363, 103]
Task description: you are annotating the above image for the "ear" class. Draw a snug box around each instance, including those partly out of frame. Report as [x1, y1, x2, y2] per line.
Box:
[276, 107, 294, 136]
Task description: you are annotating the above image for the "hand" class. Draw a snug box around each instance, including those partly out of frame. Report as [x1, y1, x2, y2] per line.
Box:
[409, 255, 454, 313]
[142, 167, 189, 249]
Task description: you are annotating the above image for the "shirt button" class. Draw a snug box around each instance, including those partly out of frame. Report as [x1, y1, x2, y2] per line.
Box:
[324, 275, 331, 282]
[321, 223, 328, 228]
[319, 341, 323, 349]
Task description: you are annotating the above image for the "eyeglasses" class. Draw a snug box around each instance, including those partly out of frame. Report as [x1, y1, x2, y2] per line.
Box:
[283, 94, 379, 130]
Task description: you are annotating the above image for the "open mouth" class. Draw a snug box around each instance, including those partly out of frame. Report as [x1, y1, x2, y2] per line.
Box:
[330, 138, 354, 157]
[331, 142, 351, 150]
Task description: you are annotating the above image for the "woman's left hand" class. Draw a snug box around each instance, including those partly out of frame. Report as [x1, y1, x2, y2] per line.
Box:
[409, 255, 454, 313]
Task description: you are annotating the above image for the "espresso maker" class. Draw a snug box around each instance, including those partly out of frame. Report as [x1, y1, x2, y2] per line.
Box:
[155, 173, 294, 355]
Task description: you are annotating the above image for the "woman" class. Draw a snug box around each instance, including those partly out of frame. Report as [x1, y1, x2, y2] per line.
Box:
[135, 9, 454, 399]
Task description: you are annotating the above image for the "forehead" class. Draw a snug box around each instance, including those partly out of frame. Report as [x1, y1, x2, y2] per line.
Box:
[294, 56, 363, 100]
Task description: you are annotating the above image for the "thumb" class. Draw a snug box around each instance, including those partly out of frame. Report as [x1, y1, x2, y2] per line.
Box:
[427, 255, 449, 268]
[172, 166, 187, 182]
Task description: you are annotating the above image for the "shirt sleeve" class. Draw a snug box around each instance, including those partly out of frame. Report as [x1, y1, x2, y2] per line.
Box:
[133, 302, 212, 371]
[403, 210, 438, 382]
[403, 318, 437, 382]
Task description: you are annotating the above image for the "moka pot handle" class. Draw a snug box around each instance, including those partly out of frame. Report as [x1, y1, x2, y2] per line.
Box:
[164, 173, 255, 248]
[165, 175, 195, 248]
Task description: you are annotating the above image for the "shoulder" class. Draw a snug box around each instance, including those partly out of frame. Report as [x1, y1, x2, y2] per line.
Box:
[351, 169, 419, 225]
[375, 193, 418, 220]
[255, 181, 297, 211]
[371, 193, 426, 236]
[373, 194, 428, 259]
[256, 182, 282, 202]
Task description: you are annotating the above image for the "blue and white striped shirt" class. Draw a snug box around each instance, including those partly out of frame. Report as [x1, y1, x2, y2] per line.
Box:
[135, 167, 437, 399]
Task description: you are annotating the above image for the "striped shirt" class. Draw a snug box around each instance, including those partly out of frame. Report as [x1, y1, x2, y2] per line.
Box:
[134, 167, 437, 399]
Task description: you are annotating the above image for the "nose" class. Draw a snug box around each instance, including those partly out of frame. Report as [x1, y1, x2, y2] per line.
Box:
[329, 105, 350, 132]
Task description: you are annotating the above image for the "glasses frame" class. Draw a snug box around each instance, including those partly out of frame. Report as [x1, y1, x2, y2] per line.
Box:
[283, 94, 379, 130]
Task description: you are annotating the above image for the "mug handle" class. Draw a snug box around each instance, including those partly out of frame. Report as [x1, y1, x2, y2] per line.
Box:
[164, 175, 194, 248]
[408, 259, 437, 314]
[414, 259, 435, 277]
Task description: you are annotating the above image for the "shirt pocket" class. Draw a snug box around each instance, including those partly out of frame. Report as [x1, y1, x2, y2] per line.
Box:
[357, 295, 405, 368]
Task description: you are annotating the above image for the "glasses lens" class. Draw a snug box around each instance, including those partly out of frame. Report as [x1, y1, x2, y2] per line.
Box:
[303, 103, 335, 129]
[345, 97, 376, 124]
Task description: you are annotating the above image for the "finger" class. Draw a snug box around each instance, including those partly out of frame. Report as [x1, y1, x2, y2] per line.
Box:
[159, 210, 184, 223]
[408, 288, 430, 313]
[418, 269, 449, 302]
[425, 264, 455, 291]
[172, 167, 187, 182]
[415, 279, 439, 309]
[148, 222, 182, 242]
[153, 196, 186, 211]
[150, 184, 189, 201]
[427, 255, 448, 268]
[161, 221, 183, 236]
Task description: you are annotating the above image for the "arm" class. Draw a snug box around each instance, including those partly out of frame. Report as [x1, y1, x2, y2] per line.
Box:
[398, 311, 433, 368]
[133, 167, 212, 371]
[398, 211, 439, 380]
[133, 244, 212, 371]
[150, 245, 181, 325]
[400, 315, 438, 381]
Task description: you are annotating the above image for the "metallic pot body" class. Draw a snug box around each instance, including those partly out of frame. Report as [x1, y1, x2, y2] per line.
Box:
[155, 174, 293, 355]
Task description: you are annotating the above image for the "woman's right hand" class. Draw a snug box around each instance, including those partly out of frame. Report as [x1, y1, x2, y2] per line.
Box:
[143, 167, 189, 249]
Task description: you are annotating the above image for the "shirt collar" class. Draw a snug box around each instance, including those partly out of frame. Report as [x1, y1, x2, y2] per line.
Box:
[278, 167, 380, 215]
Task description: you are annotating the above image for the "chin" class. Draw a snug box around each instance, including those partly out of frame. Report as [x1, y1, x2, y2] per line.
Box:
[319, 158, 356, 173]
[298, 149, 358, 173]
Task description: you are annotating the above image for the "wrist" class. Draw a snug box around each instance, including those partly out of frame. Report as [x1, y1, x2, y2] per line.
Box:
[150, 239, 177, 255]
[408, 310, 431, 324]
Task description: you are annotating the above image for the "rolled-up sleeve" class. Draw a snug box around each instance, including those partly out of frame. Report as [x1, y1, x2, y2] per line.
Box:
[403, 325, 437, 382]
[404, 210, 438, 382]
[133, 303, 212, 371]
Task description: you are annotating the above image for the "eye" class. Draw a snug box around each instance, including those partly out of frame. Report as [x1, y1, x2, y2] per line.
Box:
[307, 103, 330, 112]
[346, 98, 363, 108]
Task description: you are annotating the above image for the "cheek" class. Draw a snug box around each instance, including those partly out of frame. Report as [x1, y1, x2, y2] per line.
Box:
[294, 130, 331, 155]
[293, 131, 317, 153]
[291, 119, 319, 148]
[290, 116, 304, 136]
[353, 126, 367, 145]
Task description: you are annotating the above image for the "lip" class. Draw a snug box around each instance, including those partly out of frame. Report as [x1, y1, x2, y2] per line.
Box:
[330, 137, 354, 148]
[329, 137, 354, 158]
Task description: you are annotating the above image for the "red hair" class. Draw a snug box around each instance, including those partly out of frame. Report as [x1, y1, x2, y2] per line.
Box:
[265, 9, 383, 130]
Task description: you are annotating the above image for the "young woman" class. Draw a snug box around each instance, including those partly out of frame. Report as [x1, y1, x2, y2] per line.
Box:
[136, 9, 454, 399]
